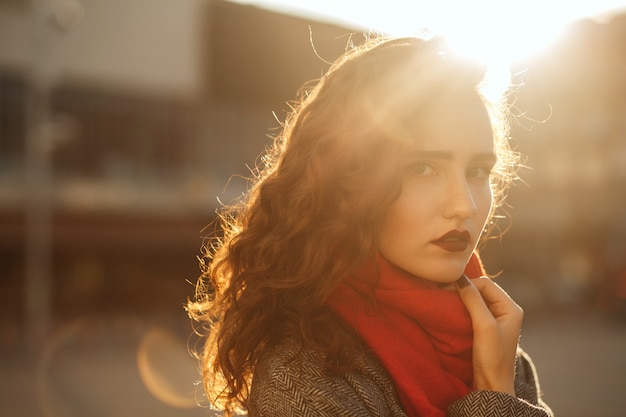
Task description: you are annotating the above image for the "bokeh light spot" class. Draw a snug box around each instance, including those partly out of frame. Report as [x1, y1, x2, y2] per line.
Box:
[137, 326, 199, 409]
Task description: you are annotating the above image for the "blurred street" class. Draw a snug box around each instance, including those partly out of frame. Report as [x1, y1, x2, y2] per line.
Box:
[0, 315, 216, 417]
[520, 309, 626, 417]
[1, 307, 625, 417]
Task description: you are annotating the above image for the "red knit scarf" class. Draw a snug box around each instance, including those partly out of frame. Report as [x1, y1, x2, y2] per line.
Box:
[327, 253, 484, 417]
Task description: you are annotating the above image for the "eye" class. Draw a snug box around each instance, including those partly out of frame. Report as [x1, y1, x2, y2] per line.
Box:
[408, 162, 436, 177]
[466, 165, 493, 179]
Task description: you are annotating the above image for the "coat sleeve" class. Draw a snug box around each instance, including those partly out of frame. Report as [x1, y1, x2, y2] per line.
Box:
[447, 348, 553, 417]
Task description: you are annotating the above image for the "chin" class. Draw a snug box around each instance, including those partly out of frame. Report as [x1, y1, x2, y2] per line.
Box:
[428, 264, 467, 285]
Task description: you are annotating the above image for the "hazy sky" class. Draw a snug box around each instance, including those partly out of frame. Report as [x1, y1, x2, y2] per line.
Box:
[228, 0, 626, 63]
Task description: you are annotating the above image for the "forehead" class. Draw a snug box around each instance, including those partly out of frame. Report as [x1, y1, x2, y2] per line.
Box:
[406, 90, 494, 151]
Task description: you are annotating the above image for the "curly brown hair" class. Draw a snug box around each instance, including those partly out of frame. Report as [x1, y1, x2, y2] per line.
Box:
[187, 35, 519, 415]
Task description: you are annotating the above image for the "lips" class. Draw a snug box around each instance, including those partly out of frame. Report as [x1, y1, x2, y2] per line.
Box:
[432, 230, 471, 252]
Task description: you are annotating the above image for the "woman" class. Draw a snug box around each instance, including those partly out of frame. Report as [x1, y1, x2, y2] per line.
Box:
[187, 36, 552, 417]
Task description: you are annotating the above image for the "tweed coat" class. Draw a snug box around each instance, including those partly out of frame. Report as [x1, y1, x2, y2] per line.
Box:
[248, 336, 552, 417]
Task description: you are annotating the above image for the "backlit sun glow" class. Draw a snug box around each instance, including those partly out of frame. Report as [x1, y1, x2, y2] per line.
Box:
[229, 0, 626, 66]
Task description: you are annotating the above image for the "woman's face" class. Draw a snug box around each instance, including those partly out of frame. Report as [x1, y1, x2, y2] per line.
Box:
[377, 92, 495, 285]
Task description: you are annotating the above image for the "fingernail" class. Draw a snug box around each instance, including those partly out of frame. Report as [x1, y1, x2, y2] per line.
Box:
[456, 274, 470, 288]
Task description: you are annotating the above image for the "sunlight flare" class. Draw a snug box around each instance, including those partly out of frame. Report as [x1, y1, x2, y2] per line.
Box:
[229, 0, 626, 64]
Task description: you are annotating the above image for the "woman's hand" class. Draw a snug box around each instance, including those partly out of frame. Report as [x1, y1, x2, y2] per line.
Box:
[456, 275, 523, 396]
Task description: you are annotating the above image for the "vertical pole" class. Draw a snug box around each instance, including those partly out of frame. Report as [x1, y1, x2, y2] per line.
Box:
[24, 0, 53, 354]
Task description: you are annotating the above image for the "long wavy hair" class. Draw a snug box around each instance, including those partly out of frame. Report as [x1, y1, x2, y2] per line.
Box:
[187, 35, 519, 415]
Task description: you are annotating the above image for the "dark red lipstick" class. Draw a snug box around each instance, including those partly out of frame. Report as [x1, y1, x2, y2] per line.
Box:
[432, 230, 471, 252]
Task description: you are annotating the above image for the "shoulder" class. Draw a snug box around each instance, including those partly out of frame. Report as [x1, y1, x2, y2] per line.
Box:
[248, 337, 406, 417]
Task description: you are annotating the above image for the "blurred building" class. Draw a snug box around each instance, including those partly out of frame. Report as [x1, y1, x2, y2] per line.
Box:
[0, 0, 352, 346]
[485, 15, 626, 313]
[0, 0, 625, 350]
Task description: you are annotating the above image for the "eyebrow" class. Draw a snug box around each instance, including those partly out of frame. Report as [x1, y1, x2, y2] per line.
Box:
[408, 151, 497, 162]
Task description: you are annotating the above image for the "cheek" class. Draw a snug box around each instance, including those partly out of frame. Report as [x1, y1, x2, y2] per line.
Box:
[378, 204, 404, 243]
[476, 185, 494, 222]
[378, 192, 429, 239]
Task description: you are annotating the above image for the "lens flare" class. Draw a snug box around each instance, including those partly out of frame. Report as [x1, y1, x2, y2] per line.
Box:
[137, 326, 199, 409]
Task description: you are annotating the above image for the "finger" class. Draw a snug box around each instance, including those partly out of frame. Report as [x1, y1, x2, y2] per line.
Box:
[469, 276, 524, 326]
[470, 276, 514, 305]
[455, 275, 494, 324]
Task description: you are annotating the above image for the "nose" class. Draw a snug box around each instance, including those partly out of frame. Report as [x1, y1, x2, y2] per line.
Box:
[443, 176, 478, 219]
